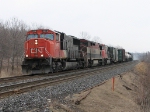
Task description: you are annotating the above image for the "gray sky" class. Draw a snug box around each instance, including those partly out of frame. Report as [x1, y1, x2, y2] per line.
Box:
[0, 0, 150, 52]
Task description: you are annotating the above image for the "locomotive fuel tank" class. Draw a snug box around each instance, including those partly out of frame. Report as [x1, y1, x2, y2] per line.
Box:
[62, 62, 78, 70]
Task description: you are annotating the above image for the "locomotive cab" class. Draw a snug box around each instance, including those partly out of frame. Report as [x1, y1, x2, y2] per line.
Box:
[22, 29, 61, 75]
[25, 30, 56, 58]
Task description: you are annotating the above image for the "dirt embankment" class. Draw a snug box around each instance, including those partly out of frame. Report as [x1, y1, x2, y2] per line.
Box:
[48, 62, 148, 112]
[76, 73, 140, 112]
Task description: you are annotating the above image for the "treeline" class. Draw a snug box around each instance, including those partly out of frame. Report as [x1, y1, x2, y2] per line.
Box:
[0, 18, 46, 77]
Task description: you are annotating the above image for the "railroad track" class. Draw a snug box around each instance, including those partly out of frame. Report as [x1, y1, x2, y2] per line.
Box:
[0, 61, 137, 85]
[0, 61, 137, 87]
[0, 65, 106, 85]
[0, 61, 138, 99]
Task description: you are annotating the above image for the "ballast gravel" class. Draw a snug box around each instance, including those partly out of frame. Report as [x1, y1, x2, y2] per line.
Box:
[0, 62, 138, 112]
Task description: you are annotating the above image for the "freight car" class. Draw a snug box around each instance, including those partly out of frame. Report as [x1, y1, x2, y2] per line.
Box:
[126, 52, 133, 61]
[108, 47, 118, 63]
[22, 29, 133, 75]
[118, 49, 125, 62]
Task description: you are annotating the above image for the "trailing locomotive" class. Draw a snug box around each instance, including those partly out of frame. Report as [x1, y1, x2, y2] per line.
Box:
[22, 29, 133, 75]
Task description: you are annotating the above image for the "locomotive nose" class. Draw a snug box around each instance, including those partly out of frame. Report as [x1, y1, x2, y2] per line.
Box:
[27, 38, 47, 58]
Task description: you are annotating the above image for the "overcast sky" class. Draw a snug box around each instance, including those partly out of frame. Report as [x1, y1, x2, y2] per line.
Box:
[0, 0, 150, 52]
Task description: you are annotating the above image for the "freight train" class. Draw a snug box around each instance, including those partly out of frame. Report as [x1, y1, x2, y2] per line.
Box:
[22, 29, 133, 75]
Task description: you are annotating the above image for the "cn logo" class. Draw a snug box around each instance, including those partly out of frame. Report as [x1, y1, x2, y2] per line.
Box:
[31, 47, 44, 53]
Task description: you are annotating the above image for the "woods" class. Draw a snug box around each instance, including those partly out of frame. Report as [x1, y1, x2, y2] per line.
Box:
[0, 18, 28, 76]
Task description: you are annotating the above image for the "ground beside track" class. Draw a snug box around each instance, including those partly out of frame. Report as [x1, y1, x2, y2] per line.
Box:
[0, 61, 138, 112]
[62, 72, 140, 112]
[49, 62, 146, 112]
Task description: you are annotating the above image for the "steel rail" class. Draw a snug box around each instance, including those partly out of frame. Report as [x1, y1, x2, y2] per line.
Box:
[0, 61, 137, 84]
[0, 61, 136, 88]
[0, 61, 137, 99]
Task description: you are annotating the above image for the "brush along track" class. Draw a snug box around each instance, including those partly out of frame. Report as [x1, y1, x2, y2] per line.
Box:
[0, 64, 117, 84]
[0, 70, 76, 84]
[0, 61, 137, 99]
[0, 65, 113, 84]
[0, 61, 136, 85]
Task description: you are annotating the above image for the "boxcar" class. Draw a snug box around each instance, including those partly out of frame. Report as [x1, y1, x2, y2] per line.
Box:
[118, 49, 125, 62]
[108, 47, 116, 63]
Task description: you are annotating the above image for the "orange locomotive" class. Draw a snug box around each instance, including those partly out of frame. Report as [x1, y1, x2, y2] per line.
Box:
[22, 29, 81, 75]
[79, 39, 111, 66]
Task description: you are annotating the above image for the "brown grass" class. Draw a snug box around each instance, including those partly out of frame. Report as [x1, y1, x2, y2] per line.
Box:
[134, 62, 148, 75]
[133, 61, 150, 111]
[0, 66, 22, 78]
[49, 71, 142, 112]
[0, 58, 23, 78]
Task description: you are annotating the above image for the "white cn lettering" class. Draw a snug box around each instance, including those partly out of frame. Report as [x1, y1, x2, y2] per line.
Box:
[38, 47, 43, 53]
[31, 47, 44, 54]
[31, 48, 37, 53]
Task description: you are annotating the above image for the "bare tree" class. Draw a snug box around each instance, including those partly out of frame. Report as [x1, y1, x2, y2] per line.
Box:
[29, 23, 51, 30]
[79, 31, 91, 40]
[0, 22, 7, 74]
[0, 17, 50, 77]
[79, 32, 102, 44]
[4, 18, 27, 72]
[92, 36, 102, 44]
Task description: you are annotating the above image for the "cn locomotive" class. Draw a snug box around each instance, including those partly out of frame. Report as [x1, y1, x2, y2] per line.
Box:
[22, 29, 133, 75]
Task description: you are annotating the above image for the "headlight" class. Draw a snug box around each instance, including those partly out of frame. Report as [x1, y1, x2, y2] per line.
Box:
[35, 40, 38, 44]
[41, 54, 43, 57]
[26, 55, 28, 57]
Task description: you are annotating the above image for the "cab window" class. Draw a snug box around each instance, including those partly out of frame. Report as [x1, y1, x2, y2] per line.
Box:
[56, 33, 59, 41]
[40, 34, 54, 40]
[27, 34, 38, 40]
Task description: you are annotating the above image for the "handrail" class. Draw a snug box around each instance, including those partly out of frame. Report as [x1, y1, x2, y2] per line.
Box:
[44, 48, 52, 58]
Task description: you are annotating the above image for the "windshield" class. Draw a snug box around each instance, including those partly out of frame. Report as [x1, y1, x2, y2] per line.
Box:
[40, 34, 54, 40]
[27, 34, 38, 40]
